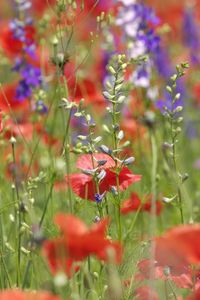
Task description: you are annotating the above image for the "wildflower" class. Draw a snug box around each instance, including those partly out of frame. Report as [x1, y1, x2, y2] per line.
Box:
[4, 0, 46, 110]
[155, 224, 200, 275]
[43, 214, 122, 274]
[182, 6, 200, 64]
[94, 192, 106, 203]
[121, 193, 163, 215]
[0, 110, 3, 133]
[67, 154, 141, 200]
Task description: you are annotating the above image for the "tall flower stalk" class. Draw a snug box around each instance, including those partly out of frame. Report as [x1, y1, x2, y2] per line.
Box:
[162, 63, 189, 224]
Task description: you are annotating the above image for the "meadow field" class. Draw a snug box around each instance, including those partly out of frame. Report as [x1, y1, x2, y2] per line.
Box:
[0, 0, 200, 299]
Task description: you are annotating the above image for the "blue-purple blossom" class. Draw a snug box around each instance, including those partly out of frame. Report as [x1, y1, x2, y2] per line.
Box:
[94, 192, 106, 203]
[16, 80, 32, 100]
[154, 46, 172, 79]
[35, 100, 48, 114]
[10, 0, 45, 108]
[182, 7, 200, 65]
[21, 64, 42, 87]
[116, 1, 161, 87]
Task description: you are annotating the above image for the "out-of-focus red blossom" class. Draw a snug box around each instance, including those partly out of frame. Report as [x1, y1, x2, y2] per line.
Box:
[4, 120, 34, 141]
[0, 83, 29, 113]
[134, 286, 158, 300]
[0, 110, 3, 133]
[67, 154, 141, 200]
[147, 0, 183, 32]
[0, 289, 60, 300]
[121, 118, 146, 142]
[69, 78, 106, 111]
[0, 24, 35, 57]
[32, 0, 56, 15]
[155, 225, 200, 275]
[187, 287, 200, 300]
[121, 193, 163, 215]
[43, 214, 122, 275]
[76, 153, 115, 170]
[135, 259, 196, 289]
[120, 192, 141, 214]
[193, 83, 200, 107]
[142, 195, 163, 215]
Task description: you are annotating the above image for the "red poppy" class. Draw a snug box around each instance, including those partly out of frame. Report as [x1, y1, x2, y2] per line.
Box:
[142, 195, 163, 215]
[0, 83, 29, 113]
[32, 0, 56, 15]
[69, 167, 141, 201]
[155, 225, 200, 275]
[67, 154, 141, 200]
[121, 118, 146, 142]
[76, 153, 115, 170]
[187, 287, 200, 300]
[43, 214, 122, 274]
[121, 193, 163, 215]
[0, 290, 60, 300]
[135, 259, 194, 289]
[4, 120, 34, 141]
[120, 192, 141, 214]
[193, 83, 200, 107]
[0, 24, 35, 58]
[73, 79, 106, 110]
[0, 110, 3, 133]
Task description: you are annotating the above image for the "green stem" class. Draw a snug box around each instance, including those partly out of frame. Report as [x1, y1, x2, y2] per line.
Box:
[11, 142, 22, 287]
[149, 130, 158, 300]
[39, 174, 56, 227]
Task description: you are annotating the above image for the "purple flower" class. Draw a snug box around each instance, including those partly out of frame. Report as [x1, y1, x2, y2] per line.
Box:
[182, 7, 199, 50]
[131, 61, 151, 88]
[154, 47, 172, 79]
[21, 64, 42, 87]
[10, 0, 45, 109]
[35, 100, 48, 114]
[182, 7, 200, 65]
[10, 19, 25, 41]
[94, 192, 106, 203]
[16, 80, 32, 100]
[116, 1, 161, 88]
[12, 58, 24, 72]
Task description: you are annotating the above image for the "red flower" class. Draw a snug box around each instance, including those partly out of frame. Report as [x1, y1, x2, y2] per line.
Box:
[43, 214, 122, 275]
[0, 24, 35, 57]
[67, 154, 141, 200]
[0, 110, 3, 133]
[136, 259, 194, 289]
[32, 0, 56, 15]
[121, 193, 163, 215]
[120, 192, 141, 214]
[0, 290, 60, 300]
[142, 195, 163, 215]
[187, 287, 200, 300]
[155, 225, 200, 275]
[72, 78, 106, 111]
[0, 83, 29, 113]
